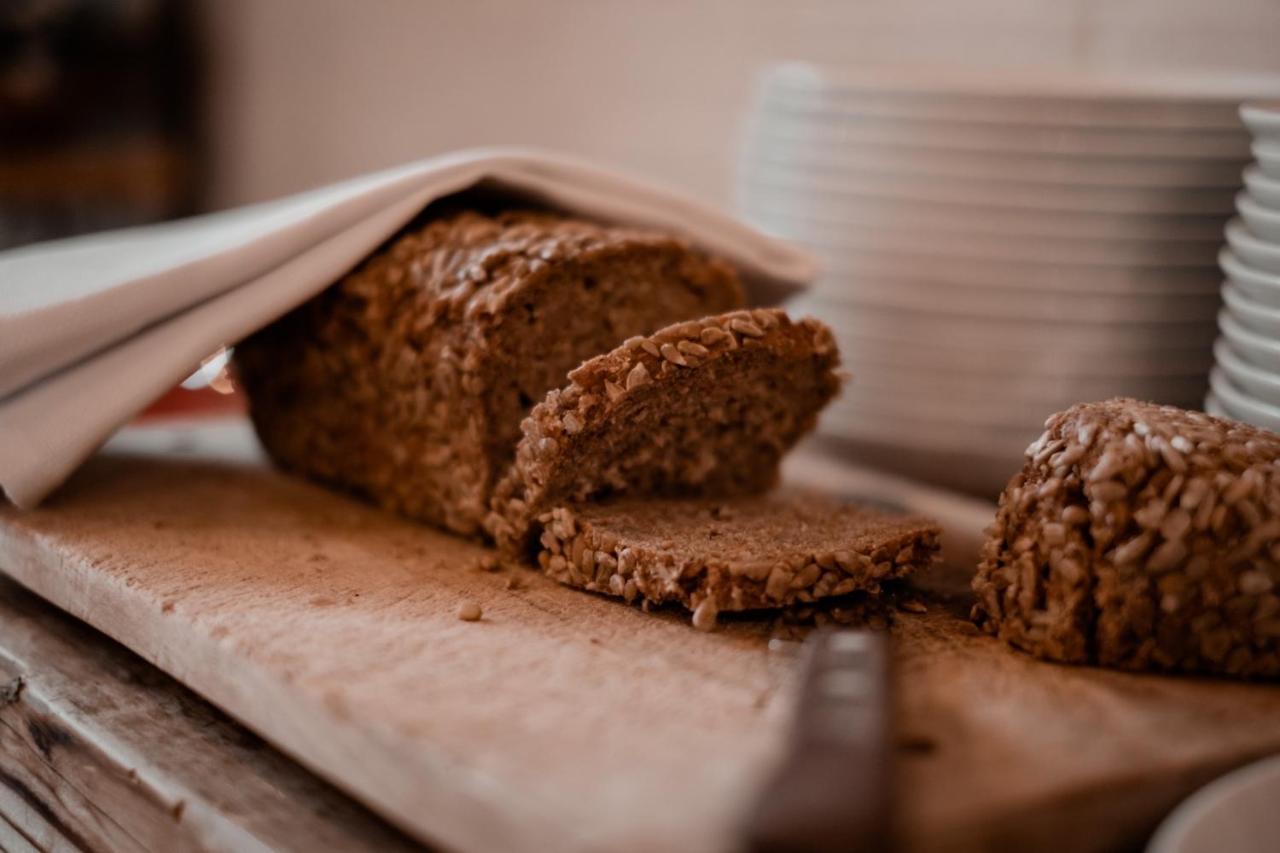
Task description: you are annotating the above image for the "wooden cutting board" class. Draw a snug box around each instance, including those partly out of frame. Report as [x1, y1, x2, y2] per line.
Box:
[2, 426, 1280, 852]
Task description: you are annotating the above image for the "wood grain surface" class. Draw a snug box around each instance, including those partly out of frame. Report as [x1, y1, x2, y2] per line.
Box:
[2, 431, 1280, 852]
[0, 574, 419, 853]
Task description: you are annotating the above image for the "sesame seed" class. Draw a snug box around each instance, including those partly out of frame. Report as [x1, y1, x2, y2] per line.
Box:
[789, 563, 822, 589]
[457, 601, 483, 622]
[692, 597, 719, 632]
[700, 327, 730, 346]
[1147, 540, 1187, 573]
[729, 317, 765, 338]
[1240, 570, 1274, 595]
[659, 343, 688, 366]
[1061, 505, 1090, 526]
[625, 362, 651, 390]
[677, 340, 710, 358]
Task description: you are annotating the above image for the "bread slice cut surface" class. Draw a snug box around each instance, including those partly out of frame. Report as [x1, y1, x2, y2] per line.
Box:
[486, 308, 843, 553]
[533, 491, 940, 629]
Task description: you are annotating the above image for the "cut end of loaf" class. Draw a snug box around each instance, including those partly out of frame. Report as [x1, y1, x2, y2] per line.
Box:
[530, 491, 940, 628]
[484, 308, 844, 554]
[973, 398, 1280, 679]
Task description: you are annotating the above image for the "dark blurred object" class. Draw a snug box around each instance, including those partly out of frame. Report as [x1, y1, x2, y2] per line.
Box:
[0, 0, 203, 249]
[745, 630, 893, 853]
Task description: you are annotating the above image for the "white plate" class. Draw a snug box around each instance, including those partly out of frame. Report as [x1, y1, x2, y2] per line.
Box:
[1237, 192, 1280, 241]
[1148, 753, 1280, 853]
[1255, 141, 1280, 180]
[759, 87, 1244, 134]
[756, 211, 1222, 267]
[834, 384, 1062, 431]
[738, 173, 1236, 232]
[1213, 337, 1280, 406]
[1204, 392, 1229, 419]
[737, 186, 1229, 241]
[1243, 166, 1280, 209]
[850, 357, 1210, 401]
[744, 134, 1248, 189]
[743, 160, 1239, 216]
[1222, 282, 1280, 337]
[751, 107, 1251, 160]
[1226, 218, 1280, 274]
[798, 272, 1220, 324]
[794, 296, 1217, 352]
[760, 64, 1280, 130]
[836, 375, 1203, 431]
[1209, 368, 1280, 431]
[812, 429, 1023, 498]
[1241, 103, 1280, 144]
[820, 399, 1040, 457]
[1218, 309, 1280, 372]
[780, 236, 1222, 292]
[791, 245, 1220, 296]
[803, 311, 1213, 363]
[1220, 248, 1280, 308]
[830, 327, 1213, 377]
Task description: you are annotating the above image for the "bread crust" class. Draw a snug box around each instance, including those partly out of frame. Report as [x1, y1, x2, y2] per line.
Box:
[973, 398, 1280, 678]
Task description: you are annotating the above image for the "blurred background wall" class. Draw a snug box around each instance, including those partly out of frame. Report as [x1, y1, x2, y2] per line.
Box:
[197, 0, 1280, 209]
[5, 0, 1280, 247]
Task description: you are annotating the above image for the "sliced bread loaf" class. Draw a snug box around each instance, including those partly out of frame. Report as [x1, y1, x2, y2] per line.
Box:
[234, 209, 744, 536]
[485, 308, 843, 553]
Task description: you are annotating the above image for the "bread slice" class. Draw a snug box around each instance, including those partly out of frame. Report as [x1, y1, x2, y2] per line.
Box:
[234, 210, 744, 537]
[973, 398, 1280, 678]
[532, 491, 940, 629]
[485, 308, 843, 553]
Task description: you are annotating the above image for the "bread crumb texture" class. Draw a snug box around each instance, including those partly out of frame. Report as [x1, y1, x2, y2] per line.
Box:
[527, 490, 939, 624]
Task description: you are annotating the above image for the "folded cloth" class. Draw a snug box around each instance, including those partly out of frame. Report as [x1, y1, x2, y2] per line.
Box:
[0, 147, 817, 509]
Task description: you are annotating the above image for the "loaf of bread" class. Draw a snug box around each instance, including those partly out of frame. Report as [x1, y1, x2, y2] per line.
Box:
[533, 492, 940, 630]
[973, 399, 1280, 678]
[485, 308, 843, 553]
[234, 209, 744, 537]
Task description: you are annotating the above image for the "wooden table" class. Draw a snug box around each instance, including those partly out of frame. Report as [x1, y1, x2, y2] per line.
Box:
[0, 573, 420, 852]
[3, 421, 1280, 852]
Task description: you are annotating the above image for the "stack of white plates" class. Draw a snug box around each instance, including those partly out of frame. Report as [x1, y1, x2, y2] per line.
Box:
[1206, 102, 1280, 433]
[738, 65, 1279, 496]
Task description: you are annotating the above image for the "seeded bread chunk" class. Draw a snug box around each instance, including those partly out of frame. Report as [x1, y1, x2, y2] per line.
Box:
[485, 308, 842, 553]
[533, 492, 940, 630]
[235, 210, 744, 537]
[973, 399, 1280, 679]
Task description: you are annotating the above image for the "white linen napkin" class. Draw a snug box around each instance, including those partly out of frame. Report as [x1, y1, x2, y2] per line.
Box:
[0, 147, 817, 508]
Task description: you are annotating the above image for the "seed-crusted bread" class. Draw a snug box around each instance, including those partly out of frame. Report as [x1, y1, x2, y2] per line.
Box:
[234, 210, 744, 537]
[485, 308, 843, 553]
[973, 398, 1280, 679]
[533, 492, 940, 630]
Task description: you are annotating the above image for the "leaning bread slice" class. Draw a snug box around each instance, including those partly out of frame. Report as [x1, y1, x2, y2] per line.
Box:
[235, 209, 743, 537]
[534, 492, 940, 629]
[485, 308, 842, 552]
